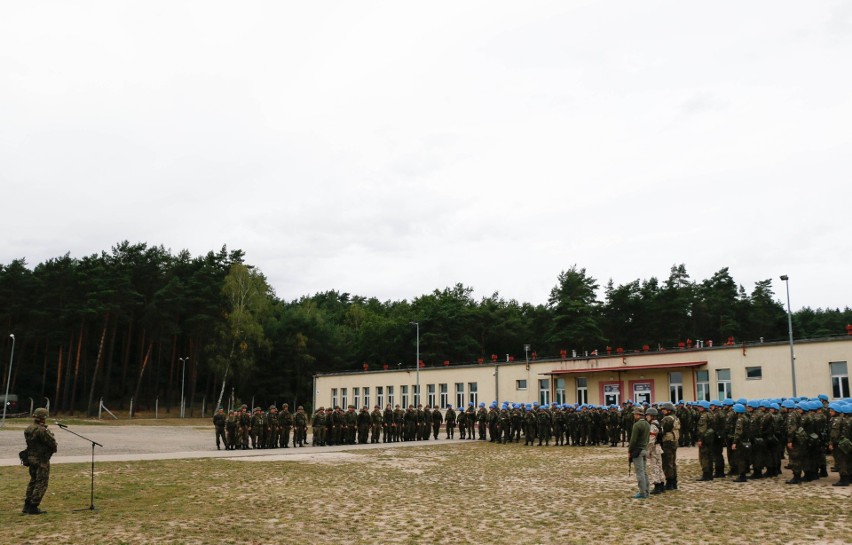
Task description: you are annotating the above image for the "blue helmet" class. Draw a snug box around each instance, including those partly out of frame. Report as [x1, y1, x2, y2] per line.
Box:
[480, 402, 486, 408]
[737, 398, 748, 405]
[747, 400, 760, 409]
[760, 400, 771, 409]
[722, 399, 734, 406]
[770, 403, 780, 411]
[781, 399, 796, 409]
[818, 394, 828, 401]
[699, 401, 711, 410]
[733, 403, 746, 414]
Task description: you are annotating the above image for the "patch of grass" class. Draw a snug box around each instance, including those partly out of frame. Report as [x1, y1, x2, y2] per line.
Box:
[1, 443, 850, 544]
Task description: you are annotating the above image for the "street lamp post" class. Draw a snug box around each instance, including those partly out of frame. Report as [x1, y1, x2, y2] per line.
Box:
[410, 322, 419, 406]
[780, 275, 797, 397]
[179, 357, 189, 418]
[2, 334, 15, 427]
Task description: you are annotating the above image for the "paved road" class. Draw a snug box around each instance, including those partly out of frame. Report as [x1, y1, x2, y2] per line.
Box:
[0, 422, 469, 466]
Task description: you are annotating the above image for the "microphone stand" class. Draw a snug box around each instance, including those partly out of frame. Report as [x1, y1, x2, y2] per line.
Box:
[55, 422, 102, 511]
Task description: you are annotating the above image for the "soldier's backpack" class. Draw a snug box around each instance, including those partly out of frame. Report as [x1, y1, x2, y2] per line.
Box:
[18, 449, 29, 467]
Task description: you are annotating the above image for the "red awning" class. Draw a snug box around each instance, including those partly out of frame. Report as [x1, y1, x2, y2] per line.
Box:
[542, 360, 706, 375]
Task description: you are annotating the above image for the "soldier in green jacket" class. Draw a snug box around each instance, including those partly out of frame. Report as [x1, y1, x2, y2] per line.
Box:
[313, 407, 326, 446]
[628, 406, 650, 499]
[445, 405, 456, 439]
[431, 406, 443, 440]
[279, 404, 293, 448]
[730, 403, 751, 482]
[266, 405, 279, 449]
[293, 406, 308, 447]
[23, 408, 57, 515]
[213, 407, 226, 450]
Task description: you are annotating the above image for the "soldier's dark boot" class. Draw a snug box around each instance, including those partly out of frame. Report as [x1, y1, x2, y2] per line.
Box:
[697, 472, 713, 481]
[802, 471, 816, 482]
[650, 482, 663, 495]
[750, 470, 763, 479]
[832, 475, 850, 487]
[733, 474, 748, 483]
[28, 504, 46, 515]
[665, 479, 673, 490]
[819, 465, 829, 478]
[713, 470, 726, 478]
[672, 477, 678, 490]
[22, 501, 31, 514]
[785, 471, 802, 484]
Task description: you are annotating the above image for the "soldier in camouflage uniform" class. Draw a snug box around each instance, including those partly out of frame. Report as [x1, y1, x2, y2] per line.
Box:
[422, 405, 432, 440]
[710, 401, 728, 477]
[511, 404, 524, 443]
[357, 406, 370, 444]
[383, 404, 394, 443]
[23, 407, 57, 515]
[238, 405, 251, 450]
[730, 403, 751, 482]
[250, 407, 265, 449]
[524, 404, 537, 446]
[393, 404, 405, 442]
[695, 401, 715, 481]
[457, 406, 467, 439]
[313, 407, 326, 446]
[432, 405, 443, 439]
[445, 405, 456, 439]
[293, 405, 308, 447]
[659, 402, 679, 489]
[213, 407, 227, 450]
[827, 402, 849, 486]
[226, 410, 238, 450]
[465, 403, 476, 440]
[279, 404, 293, 448]
[476, 403, 487, 440]
[487, 404, 499, 442]
[536, 404, 552, 446]
[551, 405, 564, 446]
[266, 405, 279, 449]
[785, 400, 806, 484]
[371, 405, 383, 443]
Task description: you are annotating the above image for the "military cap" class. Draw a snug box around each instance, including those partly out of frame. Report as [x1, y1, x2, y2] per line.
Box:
[633, 407, 645, 415]
[34, 407, 49, 419]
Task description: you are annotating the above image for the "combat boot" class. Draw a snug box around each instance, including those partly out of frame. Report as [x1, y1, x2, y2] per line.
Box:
[696, 472, 713, 481]
[832, 475, 850, 487]
[785, 472, 802, 484]
[665, 479, 673, 490]
[27, 504, 46, 515]
[819, 466, 829, 478]
[713, 470, 726, 479]
[749, 470, 763, 479]
[22, 501, 31, 514]
[733, 474, 748, 483]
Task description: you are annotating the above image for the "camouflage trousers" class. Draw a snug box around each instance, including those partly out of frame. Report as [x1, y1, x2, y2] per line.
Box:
[661, 441, 678, 480]
[26, 461, 50, 507]
[649, 443, 665, 484]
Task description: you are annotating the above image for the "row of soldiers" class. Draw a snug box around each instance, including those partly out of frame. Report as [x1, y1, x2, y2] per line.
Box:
[213, 404, 310, 450]
[694, 396, 852, 486]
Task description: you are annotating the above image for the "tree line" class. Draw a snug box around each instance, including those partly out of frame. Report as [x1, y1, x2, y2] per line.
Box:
[1, 242, 849, 416]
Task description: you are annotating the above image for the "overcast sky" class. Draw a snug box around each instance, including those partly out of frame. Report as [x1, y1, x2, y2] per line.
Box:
[2, 1, 851, 311]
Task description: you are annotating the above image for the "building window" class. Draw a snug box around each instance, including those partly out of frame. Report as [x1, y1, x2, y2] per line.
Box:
[696, 370, 710, 402]
[539, 379, 550, 406]
[414, 384, 420, 406]
[401, 385, 409, 408]
[376, 386, 383, 409]
[341, 388, 348, 409]
[577, 378, 588, 405]
[555, 378, 566, 405]
[516, 379, 527, 390]
[439, 383, 448, 408]
[387, 385, 395, 407]
[353, 387, 360, 409]
[468, 382, 478, 407]
[364, 387, 370, 409]
[669, 372, 683, 403]
[716, 368, 732, 400]
[831, 361, 849, 398]
[455, 382, 465, 409]
[331, 388, 338, 409]
[427, 384, 436, 407]
[746, 366, 762, 380]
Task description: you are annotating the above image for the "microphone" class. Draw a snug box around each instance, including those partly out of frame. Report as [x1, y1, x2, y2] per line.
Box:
[54, 420, 68, 429]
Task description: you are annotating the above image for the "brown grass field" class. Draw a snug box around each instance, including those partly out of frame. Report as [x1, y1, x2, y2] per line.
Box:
[0, 421, 849, 545]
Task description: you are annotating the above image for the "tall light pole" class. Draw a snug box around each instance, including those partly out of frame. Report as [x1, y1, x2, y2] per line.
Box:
[2, 334, 15, 427]
[410, 322, 419, 406]
[780, 275, 797, 397]
[179, 357, 189, 418]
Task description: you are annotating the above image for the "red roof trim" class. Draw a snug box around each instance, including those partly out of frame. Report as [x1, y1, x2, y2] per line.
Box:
[543, 360, 707, 375]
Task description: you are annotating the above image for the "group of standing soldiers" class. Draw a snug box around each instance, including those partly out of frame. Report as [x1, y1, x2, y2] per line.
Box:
[212, 404, 310, 450]
[693, 395, 852, 486]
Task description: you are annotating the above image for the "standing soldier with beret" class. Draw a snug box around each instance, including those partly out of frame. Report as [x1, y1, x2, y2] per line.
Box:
[279, 403, 293, 448]
[23, 407, 57, 515]
[628, 406, 650, 499]
[431, 405, 443, 440]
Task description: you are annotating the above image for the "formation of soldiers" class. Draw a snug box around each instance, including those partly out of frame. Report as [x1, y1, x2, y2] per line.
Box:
[210, 394, 852, 488]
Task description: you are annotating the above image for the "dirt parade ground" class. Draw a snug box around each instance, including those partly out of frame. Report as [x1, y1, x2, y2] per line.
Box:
[1, 419, 850, 545]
